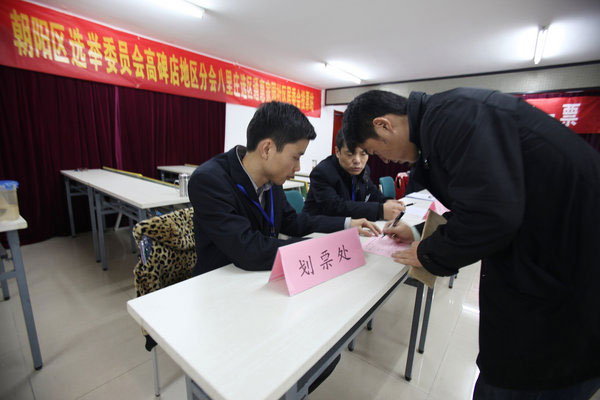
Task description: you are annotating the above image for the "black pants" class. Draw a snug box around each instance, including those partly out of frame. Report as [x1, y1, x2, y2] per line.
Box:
[473, 374, 600, 400]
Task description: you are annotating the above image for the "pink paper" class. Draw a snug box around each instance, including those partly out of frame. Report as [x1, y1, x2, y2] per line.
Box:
[430, 199, 450, 215]
[363, 236, 409, 258]
[269, 228, 366, 296]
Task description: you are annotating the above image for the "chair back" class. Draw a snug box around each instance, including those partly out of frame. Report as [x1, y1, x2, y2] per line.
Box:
[379, 176, 396, 198]
[285, 190, 305, 214]
[133, 208, 196, 297]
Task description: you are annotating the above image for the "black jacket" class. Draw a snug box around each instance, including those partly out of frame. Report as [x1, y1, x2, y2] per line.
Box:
[303, 155, 387, 220]
[188, 146, 345, 276]
[408, 88, 600, 390]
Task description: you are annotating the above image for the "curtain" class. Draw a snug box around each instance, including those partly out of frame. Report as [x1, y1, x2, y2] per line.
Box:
[0, 65, 225, 245]
[117, 86, 225, 178]
[367, 157, 410, 188]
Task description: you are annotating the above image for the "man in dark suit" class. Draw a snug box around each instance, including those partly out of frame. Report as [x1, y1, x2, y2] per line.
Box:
[342, 88, 600, 399]
[188, 101, 380, 277]
[303, 130, 405, 220]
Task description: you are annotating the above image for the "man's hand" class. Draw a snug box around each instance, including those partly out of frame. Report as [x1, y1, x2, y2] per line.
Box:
[350, 218, 382, 237]
[383, 221, 414, 243]
[383, 200, 406, 220]
[392, 241, 423, 267]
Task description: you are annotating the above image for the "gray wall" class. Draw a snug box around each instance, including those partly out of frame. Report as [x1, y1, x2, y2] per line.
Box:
[325, 62, 600, 105]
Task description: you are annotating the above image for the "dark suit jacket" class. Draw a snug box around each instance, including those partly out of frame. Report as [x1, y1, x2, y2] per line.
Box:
[188, 146, 345, 276]
[408, 88, 600, 390]
[303, 155, 387, 220]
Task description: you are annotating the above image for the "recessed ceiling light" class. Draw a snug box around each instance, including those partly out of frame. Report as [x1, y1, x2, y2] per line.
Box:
[149, 0, 205, 18]
[533, 26, 548, 64]
[324, 63, 361, 84]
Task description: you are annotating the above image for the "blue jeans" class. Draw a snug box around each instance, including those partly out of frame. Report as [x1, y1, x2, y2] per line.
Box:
[473, 374, 600, 400]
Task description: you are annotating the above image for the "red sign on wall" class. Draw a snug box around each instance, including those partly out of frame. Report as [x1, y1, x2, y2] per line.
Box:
[525, 96, 600, 134]
[0, 0, 322, 117]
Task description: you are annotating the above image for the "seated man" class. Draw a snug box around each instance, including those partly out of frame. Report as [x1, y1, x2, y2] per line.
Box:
[303, 130, 405, 220]
[188, 102, 380, 277]
[188, 102, 380, 393]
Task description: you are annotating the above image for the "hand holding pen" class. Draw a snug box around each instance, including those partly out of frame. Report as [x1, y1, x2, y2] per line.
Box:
[382, 203, 415, 240]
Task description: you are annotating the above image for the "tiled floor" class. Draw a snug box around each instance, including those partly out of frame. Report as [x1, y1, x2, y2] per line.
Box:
[0, 228, 484, 400]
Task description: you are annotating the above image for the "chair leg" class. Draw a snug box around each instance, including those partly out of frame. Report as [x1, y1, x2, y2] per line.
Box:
[418, 286, 434, 353]
[152, 347, 160, 397]
[347, 339, 355, 352]
[367, 318, 373, 331]
[405, 281, 424, 381]
[449, 274, 457, 288]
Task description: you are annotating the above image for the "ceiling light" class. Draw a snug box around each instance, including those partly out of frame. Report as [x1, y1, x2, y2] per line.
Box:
[150, 0, 205, 18]
[324, 63, 362, 84]
[533, 26, 548, 64]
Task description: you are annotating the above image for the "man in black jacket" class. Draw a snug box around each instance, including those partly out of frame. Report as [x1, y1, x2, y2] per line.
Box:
[188, 101, 380, 277]
[303, 130, 406, 220]
[342, 88, 600, 399]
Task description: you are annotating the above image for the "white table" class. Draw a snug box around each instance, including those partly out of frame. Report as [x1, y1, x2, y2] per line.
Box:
[0, 217, 43, 370]
[127, 228, 433, 400]
[282, 180, 304, 191]
[61, 169, 191, 270]
[157, 165, 198, 182]
[159, 165, 305, 192]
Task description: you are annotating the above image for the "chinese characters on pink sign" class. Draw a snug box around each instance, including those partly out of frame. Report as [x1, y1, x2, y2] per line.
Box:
[269, 228, 366, 296]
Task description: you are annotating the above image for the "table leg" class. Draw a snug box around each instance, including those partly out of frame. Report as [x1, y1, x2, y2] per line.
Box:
[7, 231, 43, 370]
[129, 217, 136, 253]
[418, 286, 434, 353]
[87, 187, 100, 262]
[185, 375, 212, 400]
[95, 191, 107, 270]
[64, 177, 76, 237]
[405, 281, 424, 381]
[0, 256, 10, 300]
[138, 208, 148, 222]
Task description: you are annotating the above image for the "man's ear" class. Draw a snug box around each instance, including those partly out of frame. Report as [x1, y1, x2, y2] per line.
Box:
[373, 116, 392, 132]
[257, 138, 274, 160]
[334, 146, 341, 159]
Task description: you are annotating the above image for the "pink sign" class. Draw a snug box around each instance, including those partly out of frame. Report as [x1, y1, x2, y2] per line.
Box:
[269, 228, 366, 296]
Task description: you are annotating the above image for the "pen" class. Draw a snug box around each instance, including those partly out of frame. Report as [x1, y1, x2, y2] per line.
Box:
[404, 202, 415, 207]
[383, 210, 404, 237]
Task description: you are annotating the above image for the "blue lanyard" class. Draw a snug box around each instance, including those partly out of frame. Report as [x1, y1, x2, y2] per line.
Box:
[351, 178, 356, 201]
[236, 184, 275, 235]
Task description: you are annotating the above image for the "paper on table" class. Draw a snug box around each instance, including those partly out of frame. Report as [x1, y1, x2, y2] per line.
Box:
[406, 192, 434, 201]
[405, 204, 431, 220]
[363, 235, 409, 258]
[408, 210, 447, 288]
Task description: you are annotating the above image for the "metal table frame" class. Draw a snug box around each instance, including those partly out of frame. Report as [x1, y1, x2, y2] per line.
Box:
[0, 224, 43, 370]
[63, 175, 189, 270]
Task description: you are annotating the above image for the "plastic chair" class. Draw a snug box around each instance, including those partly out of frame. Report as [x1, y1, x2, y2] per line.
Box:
[285, 190, 304, 214]
[133, 208, 196, 397]
[379, 176, 396, 198]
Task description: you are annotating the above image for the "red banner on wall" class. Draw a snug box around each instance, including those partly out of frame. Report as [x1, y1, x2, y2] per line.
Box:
[525, 96, 600, 134]
[0, 0, 321, 117]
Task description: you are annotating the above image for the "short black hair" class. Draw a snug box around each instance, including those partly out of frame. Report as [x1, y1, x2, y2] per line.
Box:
[246, 101, 316, 151]
[335, 129, 346, 150]
[342, 90, 408, 150]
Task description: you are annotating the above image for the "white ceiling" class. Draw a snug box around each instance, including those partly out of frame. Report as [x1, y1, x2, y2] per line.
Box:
[34, 0, 600, 90]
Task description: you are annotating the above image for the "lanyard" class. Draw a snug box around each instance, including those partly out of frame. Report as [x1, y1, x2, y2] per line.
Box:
[236, 184, 275, 235]
[351, 177, 356, 201]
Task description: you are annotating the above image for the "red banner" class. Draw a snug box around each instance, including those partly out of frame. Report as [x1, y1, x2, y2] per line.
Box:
[0, 0, 321, 117]
[525, 96, 600, 134]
